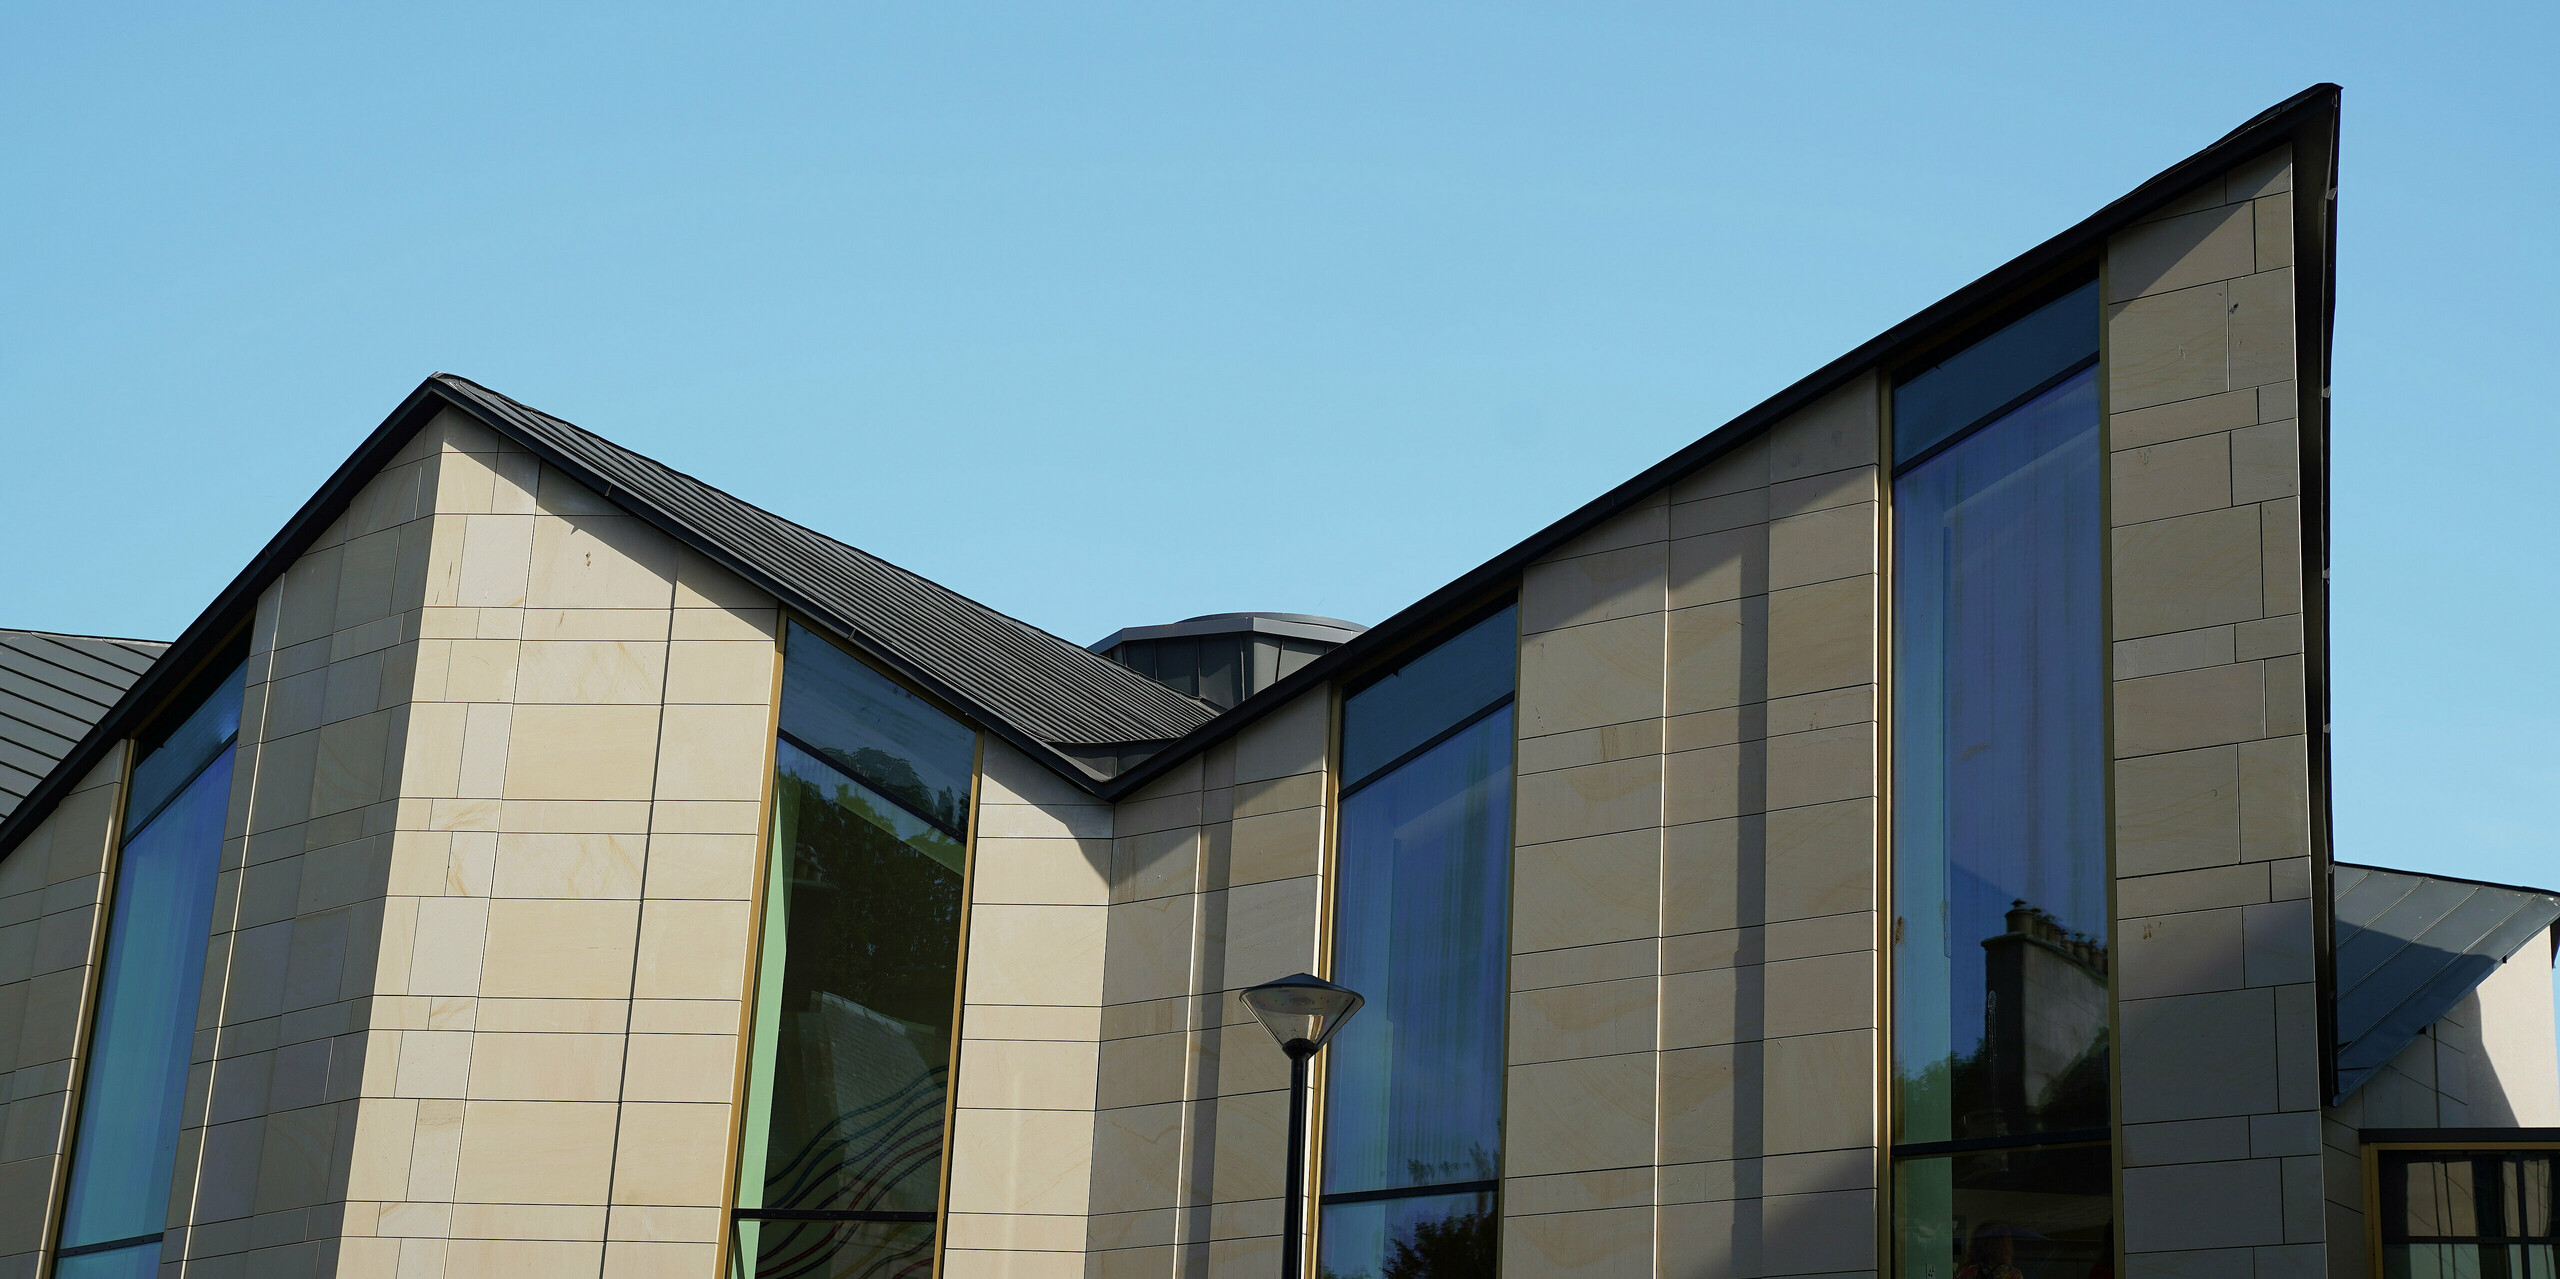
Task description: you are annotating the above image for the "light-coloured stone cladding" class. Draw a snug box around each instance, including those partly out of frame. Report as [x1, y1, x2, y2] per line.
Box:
[942, 686, 1332, 1279]
[942, 739, 1112, 1279]
[1505, 377, 1884, 1279]
[2103, 144, 2328, 1279]
[0, 746, 130, 1279]
[133, 408, 782, 1278]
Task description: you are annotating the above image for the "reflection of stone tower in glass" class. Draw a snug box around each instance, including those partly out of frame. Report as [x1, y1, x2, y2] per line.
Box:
[1980, 900, 2109, 1134]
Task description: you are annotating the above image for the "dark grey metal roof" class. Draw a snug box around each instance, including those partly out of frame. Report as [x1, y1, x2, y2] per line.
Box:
[2331, 861, 2560, 1103]
[0, 630, 163, 820]
[0, 84, 2347, 865]
[1089, 612, 1368, 653]
[430, 375, 1219, 756]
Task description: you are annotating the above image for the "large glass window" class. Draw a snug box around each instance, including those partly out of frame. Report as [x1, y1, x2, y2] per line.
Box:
[55, 658, 245, 1279]
[1319, 606, 1516, 1279]
[1889, 283, 2113, 1277]
[2376, 1147, 2560, 1277]
[733, 624, 975, 1279]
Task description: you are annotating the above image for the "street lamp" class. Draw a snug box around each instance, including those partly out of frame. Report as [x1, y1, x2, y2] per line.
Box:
[1240, 972, 1365, 1279]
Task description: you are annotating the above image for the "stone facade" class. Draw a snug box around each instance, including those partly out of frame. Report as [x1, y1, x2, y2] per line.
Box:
[2103, 144, 2330, 1279]
[131, 410, 781, 1278]
[1502, 375, 1884, 1278]
[10, 93, 2556, 1279]
[0, 747, 128, 1278]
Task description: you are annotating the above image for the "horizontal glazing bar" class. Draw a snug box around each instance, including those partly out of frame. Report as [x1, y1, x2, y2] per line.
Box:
[733, 1209, 938, 1223]
[1320, 1179, 1500, 1207]
[1891, 1127, 2111, 1158]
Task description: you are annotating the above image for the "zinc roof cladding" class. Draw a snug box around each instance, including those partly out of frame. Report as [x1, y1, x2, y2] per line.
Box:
[0, 630, 163, 820]
[431, 374, 1221, 756]
[0, 83, 2343, 857]
[2330, 861, 2560, 1104]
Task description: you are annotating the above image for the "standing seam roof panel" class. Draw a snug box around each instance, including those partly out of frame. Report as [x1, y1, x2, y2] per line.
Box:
[0, 629, 166, 819]
[430, 376, 1218, 750]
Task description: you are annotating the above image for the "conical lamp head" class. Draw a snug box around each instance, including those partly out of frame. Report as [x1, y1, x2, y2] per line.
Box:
[1240, 972, 1364, 1054]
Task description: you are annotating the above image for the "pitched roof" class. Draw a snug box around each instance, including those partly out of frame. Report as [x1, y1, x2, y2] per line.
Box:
[429, 375, 1218, 756]
[0, 83, 2345, 860]
[2331, 861, 2560, 1103]
[0, 630, 164, 820]
[1098, 82, 2344, 800]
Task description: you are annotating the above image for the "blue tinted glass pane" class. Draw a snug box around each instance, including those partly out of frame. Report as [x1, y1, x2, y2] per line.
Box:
[124, 660, 245, 832]
[1893, 281, 2099, 467]
[60, 750, 233, 1250]
[781, 623, 975, 835]
[1323, 705, 1511, 1196]
[1891, 367, 2107, 1146]
[1340, 607, 1517, 786]
[1318, 1190, 1497, 1279]
[748, 741, 962, 1219]
[54, 1241, 163, 1279]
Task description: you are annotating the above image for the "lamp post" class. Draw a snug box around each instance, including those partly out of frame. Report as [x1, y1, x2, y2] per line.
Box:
[1239, 972, 1364, 1279]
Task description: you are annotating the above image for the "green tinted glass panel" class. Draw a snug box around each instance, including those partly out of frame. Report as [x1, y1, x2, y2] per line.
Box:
[733, 1219, 935, 1279]
[780, 622, 976, 836]
[738, 725, 966, 1275]
[1895, 1144, 2112, 1279]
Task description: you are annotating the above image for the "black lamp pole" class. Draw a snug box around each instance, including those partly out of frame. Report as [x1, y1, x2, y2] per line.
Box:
[1238, 973, 1365, 1279]
[1279, 1039, 1317, 1279]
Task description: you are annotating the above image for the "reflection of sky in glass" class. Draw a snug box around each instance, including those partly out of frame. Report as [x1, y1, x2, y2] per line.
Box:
[1339, 606, 1515, 786]
[781, 622, 976, 836]
[1890, 367, 2106, 1144]
[1324, 705, 1512, 1197]
[61, 748, 234, 1253]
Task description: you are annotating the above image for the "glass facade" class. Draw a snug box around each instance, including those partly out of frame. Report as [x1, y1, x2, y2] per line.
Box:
[1319, 606, 1516, 1279]
[1889, 284, 2112, 1275]
[55, 659, 245, 1278]
[735, 624, 974, 1279]
[2378, 1148, 2560, 1277]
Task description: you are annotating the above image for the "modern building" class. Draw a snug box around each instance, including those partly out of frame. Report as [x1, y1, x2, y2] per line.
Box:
[1, 82, 2554, 1279]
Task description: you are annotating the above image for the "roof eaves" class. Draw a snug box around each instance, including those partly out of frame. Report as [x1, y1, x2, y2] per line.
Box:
[421, 375, 1198, 791]
[1101, 84, 2347, 801]
[0, 380, 464, 862]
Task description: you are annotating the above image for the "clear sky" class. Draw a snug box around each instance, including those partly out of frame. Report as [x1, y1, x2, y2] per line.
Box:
[3, 4, 2551, 891]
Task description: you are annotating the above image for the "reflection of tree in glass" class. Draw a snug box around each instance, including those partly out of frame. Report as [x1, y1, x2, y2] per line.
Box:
[1381, 1208, 1495, 1279]
[818, 745, 964, 835]
[1402, 1143, 1496, 1186]
[764, 769, 963, 1221]
[754, 1218, 933, 1279]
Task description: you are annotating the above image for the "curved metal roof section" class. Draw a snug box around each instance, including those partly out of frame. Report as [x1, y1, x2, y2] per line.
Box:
[0, 630, 163, 819]
[2331, 861, 2560, 1104]
[429, 374, 1219, 752]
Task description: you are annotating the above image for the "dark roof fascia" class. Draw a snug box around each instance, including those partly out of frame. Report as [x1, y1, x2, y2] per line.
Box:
[2360, 1128, 2560, 1146]
[1089, 614, 1368, 653]
[0, 379, 462, 863]
[2292, 81, 2347, 1115]
[419, 382, 1129, 791]
[0, 375, 1148, 863]
[1099, 83, 2347, 802]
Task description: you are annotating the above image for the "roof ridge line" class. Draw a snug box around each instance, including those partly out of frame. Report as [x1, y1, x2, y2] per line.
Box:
[424, 373, 1133, 666]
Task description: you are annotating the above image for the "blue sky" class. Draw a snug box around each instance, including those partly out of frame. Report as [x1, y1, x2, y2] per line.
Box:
[3, 3, 2552, 889]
